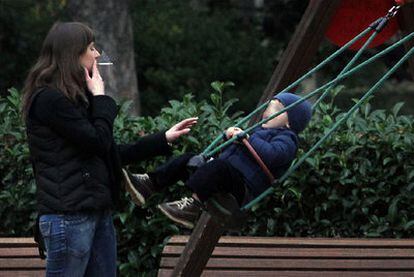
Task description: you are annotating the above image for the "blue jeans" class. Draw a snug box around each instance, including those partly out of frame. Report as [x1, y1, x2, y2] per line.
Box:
[39, 210, 116, 277]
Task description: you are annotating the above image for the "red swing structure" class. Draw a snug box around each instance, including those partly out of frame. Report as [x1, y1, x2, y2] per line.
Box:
[157, 0, 414, 276]
[258, 0, 414, 111]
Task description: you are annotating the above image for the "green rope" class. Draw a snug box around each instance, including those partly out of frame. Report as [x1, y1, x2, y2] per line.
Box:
[242, 45, 414, 210]
[204, 31, 414, 158]
[201, 26, 372, 156]
[312, 29, 379, 109]
[236, 27, 372, 127]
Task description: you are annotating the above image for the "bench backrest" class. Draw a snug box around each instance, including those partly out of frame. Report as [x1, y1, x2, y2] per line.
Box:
[0, 238, 45, 276]
[158, 235, 414, 276]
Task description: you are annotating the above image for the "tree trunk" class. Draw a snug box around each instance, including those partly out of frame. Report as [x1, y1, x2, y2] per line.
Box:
[66, 0, 140, 115]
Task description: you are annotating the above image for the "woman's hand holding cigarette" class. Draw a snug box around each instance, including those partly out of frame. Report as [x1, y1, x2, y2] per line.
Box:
[84, 60, 105, 96]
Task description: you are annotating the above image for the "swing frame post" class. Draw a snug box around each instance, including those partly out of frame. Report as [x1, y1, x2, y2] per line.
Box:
[171, 193, 245, 276]
[171, 211, 223, 277]
[254, 0, 342, 123]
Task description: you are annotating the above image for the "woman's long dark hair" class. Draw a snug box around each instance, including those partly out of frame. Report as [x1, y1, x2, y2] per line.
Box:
[21, 22, 95, 120]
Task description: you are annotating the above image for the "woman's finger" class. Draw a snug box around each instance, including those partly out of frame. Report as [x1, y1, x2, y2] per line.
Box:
[178, 123, 197, 131]
[174, 117, 198, 129]
[92, 60, 100, 78]
[180, 117, 198, 124]
[176, 128, 191, 136]
[182, 119, 198, 127]
[84, 67, 91, 80]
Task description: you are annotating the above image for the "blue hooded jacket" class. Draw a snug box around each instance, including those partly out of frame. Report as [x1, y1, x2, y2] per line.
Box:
[218, 127, 298, 196]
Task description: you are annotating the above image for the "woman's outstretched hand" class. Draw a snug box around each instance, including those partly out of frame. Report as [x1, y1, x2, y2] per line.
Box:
[165, 117, 198, 143]
[84, 60, 105, 96]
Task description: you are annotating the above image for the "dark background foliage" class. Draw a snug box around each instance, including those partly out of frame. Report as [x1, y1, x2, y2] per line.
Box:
[2, 0, 414, 115]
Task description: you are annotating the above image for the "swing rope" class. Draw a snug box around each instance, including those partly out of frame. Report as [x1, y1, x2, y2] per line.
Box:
[313, 5, 401, 109]
[243, 44, 414, 210]
[202, 4, 403, 157]
[205, 28, 414, 158]
[312, 26, 378, 109]
[237, 26, 381, 204]
[201, 26, 373, 156]
[198, 3, 414, 211]
[202, 35, 412, 161]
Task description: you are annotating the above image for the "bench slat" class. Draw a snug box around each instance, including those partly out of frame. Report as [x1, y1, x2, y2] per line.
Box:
[0, 248, 40, 258]
[0, 270, 45, 277]
[162, 245, 414, 258]
[0, 238, 37, 248]
[167, 236, 414, 247]
[159, 236, 414, 275]
[160, 257, 414, 270]
[0, 258, 45, 269]
[158, 269, 414, 277]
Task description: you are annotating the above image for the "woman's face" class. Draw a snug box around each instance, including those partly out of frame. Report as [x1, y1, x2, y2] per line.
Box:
[261, 99, 289, 129]
[79, 42, 100, 72]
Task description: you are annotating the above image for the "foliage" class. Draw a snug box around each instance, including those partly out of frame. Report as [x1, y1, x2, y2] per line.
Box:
[1, 86, 414, 275]
[0, 0, 67, 97]
[3, 0, 413, 116]
[0, 88, 37, 235]
[130, 0, 282, 115]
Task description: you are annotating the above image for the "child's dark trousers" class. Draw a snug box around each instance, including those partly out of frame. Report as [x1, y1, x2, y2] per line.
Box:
[149, 153, 247, 205]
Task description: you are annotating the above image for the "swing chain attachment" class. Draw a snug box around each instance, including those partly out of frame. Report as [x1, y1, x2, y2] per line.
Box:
[386, 5, 401, 19]
[370, 4, 401, 32]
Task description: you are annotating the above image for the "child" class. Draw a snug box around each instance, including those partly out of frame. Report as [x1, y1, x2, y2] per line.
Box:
[123, 92, 312, 229]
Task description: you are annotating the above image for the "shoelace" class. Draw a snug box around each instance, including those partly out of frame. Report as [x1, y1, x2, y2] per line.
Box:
[174, 197, 194, 210]
[133, 173, 152, 187]
[134, 173, 149, 181]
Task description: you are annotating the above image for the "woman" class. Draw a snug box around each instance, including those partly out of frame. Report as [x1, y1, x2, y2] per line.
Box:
[22, 22, 197, 276]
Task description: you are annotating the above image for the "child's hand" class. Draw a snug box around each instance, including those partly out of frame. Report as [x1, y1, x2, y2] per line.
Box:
[165, 117, 198, 143]
[225, 127, 244, 140]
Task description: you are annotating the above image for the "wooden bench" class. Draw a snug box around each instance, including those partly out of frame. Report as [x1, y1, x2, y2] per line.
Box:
[0, 238, 45, 276]
[158, 235, 414, 276]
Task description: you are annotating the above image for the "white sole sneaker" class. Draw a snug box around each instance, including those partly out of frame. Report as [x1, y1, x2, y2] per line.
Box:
[122, 169, 146, 206]
[157, 204, 195, 229]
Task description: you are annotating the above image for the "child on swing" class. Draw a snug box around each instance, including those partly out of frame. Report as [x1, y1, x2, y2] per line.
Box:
[123, 92, 312, 229]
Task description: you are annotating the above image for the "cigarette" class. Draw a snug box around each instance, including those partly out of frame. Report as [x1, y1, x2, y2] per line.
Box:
[97, 62, 113, 65]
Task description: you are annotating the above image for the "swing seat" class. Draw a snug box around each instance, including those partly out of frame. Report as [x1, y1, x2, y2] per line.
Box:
[0, 238, 45, 276]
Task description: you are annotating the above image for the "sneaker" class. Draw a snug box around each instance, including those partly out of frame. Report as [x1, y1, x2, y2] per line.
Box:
[157, 197, 202, 229]
[122, 169, 155, 206]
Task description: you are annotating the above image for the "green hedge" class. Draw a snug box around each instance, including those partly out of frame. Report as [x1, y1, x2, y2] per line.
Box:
[1, 85, 413, 275]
